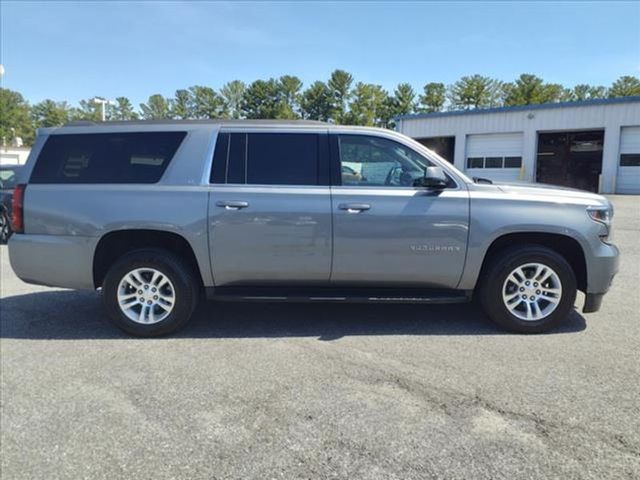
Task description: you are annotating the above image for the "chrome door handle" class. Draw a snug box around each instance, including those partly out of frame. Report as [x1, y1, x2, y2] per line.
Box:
[338, 203, 371, 213]
[216, 200, 249, 210]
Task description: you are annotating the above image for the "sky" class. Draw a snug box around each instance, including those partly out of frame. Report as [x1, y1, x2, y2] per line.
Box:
[1, 1, 639, 107]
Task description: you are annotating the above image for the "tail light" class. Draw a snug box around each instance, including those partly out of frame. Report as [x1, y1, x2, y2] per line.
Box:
[11, 184, 26, 233]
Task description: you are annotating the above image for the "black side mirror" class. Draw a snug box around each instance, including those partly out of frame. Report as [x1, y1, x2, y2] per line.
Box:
[414, 166, 448, 189]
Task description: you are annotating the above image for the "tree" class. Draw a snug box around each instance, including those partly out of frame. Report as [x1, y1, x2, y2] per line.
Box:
[31, 99, 71, 128]
[171, 89, 192, 119]
[72, 98, 104, 122]
[503, 74, 548, 105]
[448, 75, 503, 110]
[278, 75, 303, 119]
[111, 97, 138, 120]
[220, 80, 246, 119]
[188, 86, 222, 119]
[300, 81, 333, 121]
[568, 84, 607, 101]
[0, 88, 34, 145]
[139, 94, 171, 119]
[241, 79, 283, 119]
[418, 82, 446, 113]
[609, 75, 640, 97]
[391, 83, 416, 117]
[328, 69, 353, 123]
[346, 82, 390, 127]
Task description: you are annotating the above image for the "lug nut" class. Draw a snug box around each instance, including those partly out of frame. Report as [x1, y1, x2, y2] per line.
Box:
[519, 287, 525, 292]
[522, 294, 527, 299]
[139, 297, 144, 302]
[153, 295, 158, 300]
[147, 300, 152, 305]
[534, 282, 538, 287]
[144, 285, 149, 290]
[138, 290, 143, 294]
[152, 287, 157, 293]
[536, 290, 541, 295]
[525, 281, 530, 286]
[530, 296, 535, 301]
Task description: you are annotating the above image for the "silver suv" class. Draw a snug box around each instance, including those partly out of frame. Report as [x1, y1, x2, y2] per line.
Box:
[8, 120, 619, 336]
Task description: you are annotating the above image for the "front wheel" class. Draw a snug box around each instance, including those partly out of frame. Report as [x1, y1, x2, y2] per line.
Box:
[479, 245, 577, 333]
[102, 249, 199, 336]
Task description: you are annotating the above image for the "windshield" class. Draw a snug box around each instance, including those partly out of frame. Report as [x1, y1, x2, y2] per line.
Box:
[0, 168, 21, 190]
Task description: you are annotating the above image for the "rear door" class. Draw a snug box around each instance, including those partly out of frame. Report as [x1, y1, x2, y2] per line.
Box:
[330, 133, 469, 289]
[207, 129, 332, 286]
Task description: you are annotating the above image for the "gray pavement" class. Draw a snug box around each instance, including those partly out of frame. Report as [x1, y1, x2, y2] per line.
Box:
[1, 196, 639, 479]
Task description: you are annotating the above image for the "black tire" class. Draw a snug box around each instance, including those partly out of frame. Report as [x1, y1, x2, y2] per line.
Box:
[102, 248, 199, 336]
[478, 245, 577, 333]
[0, 210, 11, 244]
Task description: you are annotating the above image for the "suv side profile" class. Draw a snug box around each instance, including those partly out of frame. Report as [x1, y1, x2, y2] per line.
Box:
[8, 120, 619, 336]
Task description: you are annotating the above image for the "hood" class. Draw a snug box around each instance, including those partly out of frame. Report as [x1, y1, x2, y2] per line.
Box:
[473, 180, 611, 207]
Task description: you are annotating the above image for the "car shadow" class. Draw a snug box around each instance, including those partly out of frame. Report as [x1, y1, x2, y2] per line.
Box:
[0, 290, 587, 340]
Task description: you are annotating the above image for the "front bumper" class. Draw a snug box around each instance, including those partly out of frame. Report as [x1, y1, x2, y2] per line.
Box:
[582, 242, 619, 313]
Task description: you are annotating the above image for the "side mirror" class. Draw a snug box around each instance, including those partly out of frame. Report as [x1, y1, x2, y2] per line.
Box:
[414, 166, 448, 189]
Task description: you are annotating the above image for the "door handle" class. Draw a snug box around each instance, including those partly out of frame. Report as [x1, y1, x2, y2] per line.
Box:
[216, 200, 249, 210]
[338, 203, 371, 213]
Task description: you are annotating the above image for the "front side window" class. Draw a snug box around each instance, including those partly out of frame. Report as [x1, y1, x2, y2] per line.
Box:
[30, 132, 186, 184]
[338, 135, 435, 187]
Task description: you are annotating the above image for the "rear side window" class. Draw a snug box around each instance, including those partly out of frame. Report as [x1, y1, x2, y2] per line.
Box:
[217, 133, 320, 185]
[30, 132, 186, 184]
[247, 133, 318, 185]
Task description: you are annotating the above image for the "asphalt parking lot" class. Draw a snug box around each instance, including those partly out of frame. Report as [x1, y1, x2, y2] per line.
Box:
[1, 196, 639, 480]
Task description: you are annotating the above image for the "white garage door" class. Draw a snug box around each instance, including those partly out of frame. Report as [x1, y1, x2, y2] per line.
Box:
[465, 133, 524, 183]
[617, 126, 640, 194]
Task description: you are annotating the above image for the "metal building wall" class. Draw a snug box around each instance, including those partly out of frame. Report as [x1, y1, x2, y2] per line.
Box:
[396, 99, 640, 193]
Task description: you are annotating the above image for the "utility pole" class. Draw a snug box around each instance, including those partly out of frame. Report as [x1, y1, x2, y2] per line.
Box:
[92, 97, 115, 122]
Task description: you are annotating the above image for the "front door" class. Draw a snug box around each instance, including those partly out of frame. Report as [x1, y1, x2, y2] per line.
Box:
[208, 131, 332, 286]
[330, 134, 469, 289]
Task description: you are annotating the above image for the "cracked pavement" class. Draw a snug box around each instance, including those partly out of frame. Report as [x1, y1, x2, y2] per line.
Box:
[1, 196, 639, 479]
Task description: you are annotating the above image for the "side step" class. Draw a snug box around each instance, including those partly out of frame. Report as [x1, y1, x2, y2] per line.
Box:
[205, 286, 472, 304]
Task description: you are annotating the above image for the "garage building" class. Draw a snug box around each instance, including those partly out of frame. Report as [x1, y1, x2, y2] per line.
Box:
[395, 96, 640, 194]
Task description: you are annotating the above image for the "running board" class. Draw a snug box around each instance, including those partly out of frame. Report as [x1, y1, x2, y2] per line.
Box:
[205, 286, 471, 304]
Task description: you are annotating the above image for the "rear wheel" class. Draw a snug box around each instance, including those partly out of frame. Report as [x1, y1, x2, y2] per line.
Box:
[479, 245, 577, 333]
[102, 249, 199, 336]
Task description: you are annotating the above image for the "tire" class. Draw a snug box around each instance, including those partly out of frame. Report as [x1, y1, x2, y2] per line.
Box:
[478, 245, 577, 333]
[102, 248, 199, 336]
[0, 210, 11, 244]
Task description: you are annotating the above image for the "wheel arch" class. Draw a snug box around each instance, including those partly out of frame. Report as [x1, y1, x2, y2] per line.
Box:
[93, 229, 205, 289]
[476, 232, 587, 292]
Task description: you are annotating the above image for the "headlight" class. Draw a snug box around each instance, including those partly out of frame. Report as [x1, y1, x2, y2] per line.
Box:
[587, 206, 612, 225]
[587, 206, 613, 243]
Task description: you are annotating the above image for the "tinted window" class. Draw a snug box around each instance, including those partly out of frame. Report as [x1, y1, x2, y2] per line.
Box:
[226, 133, 247, 184]
[210, 132, 228, 183]
[504, 156, 522, 168]
[338, 135, 435, 187]
[620, 154, 640, 167]
[485, 157, 503, 168]
[467, 157, 484, 169]
[245, 133, 318, 185]
[31, 132, 186, 184]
